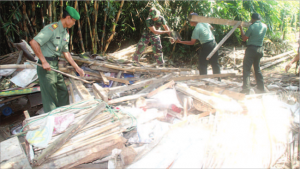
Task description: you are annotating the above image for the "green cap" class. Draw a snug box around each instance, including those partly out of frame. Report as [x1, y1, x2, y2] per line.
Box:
[66, 6, 80, 20]
[149, 8, 160, 19]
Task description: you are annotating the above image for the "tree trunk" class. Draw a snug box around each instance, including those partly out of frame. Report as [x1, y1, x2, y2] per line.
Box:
[21, 1, 30, 41]
[53, 1, 57, 22]
[48, 1, 52, 23]
[84, 1, 93, 52]
[0, 14, 15, 52]
[69, 1, 74, 52]
[31, 1, 37, 35]
[101, 1, 108, 54]
[93, 1, 98, 54]
[60, 0, 63, 20]
[103, 0, 125, 55]
[43, 1, 47, 25]
[75, 0, 85, 53]
[85, 16, 88, 50]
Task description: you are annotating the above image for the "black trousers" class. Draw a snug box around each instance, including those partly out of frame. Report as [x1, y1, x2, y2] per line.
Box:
[198, 40, 220, 75]
[242, 45, 264, 92]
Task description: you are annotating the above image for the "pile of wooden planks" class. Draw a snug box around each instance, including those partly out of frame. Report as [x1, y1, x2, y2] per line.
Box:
[22, 99, 126, 168]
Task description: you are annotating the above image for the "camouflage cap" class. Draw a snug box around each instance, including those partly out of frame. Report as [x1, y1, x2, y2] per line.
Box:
[66, 6, 80, 20]
[149, 8, 160, 19]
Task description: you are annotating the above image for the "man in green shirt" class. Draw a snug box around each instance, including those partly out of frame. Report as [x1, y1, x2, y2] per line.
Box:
[239, 13, 267, 94]
[30, 6, 85, 113]
[176, 13, 220, 76]
[133, 8, 172, 66]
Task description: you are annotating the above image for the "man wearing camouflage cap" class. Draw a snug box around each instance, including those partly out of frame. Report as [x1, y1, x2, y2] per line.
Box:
[30, 6, 85, 113]
[133, 8, 172, 66]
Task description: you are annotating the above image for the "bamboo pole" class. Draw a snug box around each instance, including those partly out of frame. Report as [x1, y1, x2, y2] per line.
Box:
[48, 1, 52, 23]
[21, 1, 29, 42]
[32, 103, 107, 166]
[59, 0, 63, 20]
[92, 1, 98, 54]
[101, 1, 108, 53]
[103, 0, 125, 55]
[75, 1, 85, 53]
[32, 1, 37, 35]
[53, 1, 56, 22]
[41, 1, 46, 26]
[84, 1, 93, 52]
[0, 14, 15, 52]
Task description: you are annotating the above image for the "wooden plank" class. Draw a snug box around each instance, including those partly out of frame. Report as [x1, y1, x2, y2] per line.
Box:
[260, 50, 295, 64]
[206, 21, 241, 60]
[0, 64, 35, 69]
[89, 65, 120, 73]
[172, 73, 236, 81]
[108, 74, 172, 96]
[0, 137, 32, 169]
[69, 76, 93, 100]
[108, 93, 147, 105]
[188, 15, 251, 27]
[202, 86, 245, 101]
[92, 83, 108, 102]
[190, 86, 232, 102]
[33, 103, 107, 166]
[112, 71, 123, 87]
[0, 95, 24, 104]
[99, 71, 109, 85]
[36, 136, 125, 169]
[147, 80, 175, 98]
[105, 76, 130, 85]
[23, 110, 30, 119]
[261, 55, 292, 70]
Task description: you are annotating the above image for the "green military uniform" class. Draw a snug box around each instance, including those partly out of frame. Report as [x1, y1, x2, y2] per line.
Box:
[34, 20, 70, 113]
[133, 9, 166, 64]
[242, 19, 267, 94]
[191, 23, 220, 75]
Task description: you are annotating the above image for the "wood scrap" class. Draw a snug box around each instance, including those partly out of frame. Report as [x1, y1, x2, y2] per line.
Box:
[69, 76, 93, 100]
[99, 71, 109, 85]
[147, 80, 175, 98]
[172, 73, 236, 81]
[108, 93, 147, 105]
[92, 83, 108, 102]
[32, 103, 106, 166]
[112, 71, 123, 87]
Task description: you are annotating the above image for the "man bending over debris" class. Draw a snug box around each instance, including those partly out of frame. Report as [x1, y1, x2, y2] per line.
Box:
[238, 13, 267, 94]
[132, 8, 172, 66]
[285, 40, 300, 73]
[29, 6, 85, 113]
[176, 13, 221, 77]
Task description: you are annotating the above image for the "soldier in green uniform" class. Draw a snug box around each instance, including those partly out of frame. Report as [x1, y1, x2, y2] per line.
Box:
[238, 13, 267, 94]
[133, 8, 172, 65]
[176, 13, 220, 77]
[29, 6, 85, 113]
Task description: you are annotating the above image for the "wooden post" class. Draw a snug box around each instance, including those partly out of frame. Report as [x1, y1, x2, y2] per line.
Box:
[99, 72, 109, 85]
[206, 21, 241, 60]
[33, 103, 106, 166]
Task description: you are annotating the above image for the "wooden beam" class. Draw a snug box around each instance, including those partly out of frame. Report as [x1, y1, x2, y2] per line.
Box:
[108, 74, 172, 96]
[99, 72, 109, 85]
[92, 83, 108, 102]
[108, 93, 147, 105]
[0, 95, 24, 104]
[188, 15, 251, 27]
[201, 85, 245, 101]
[112, 71, 123, 87]
[261, 55, 292, 70]
[260, 50, 294, 65]
[0, 64, 35, 69]
[190, 86, 232, 102]
[206, 21, 241, 60]
[147, 80, 175, 98]
[172, 73, 236, 81]
[69, 74, 93, 100]
[105, 76, 129, 85]
[33, 103, 106, 166]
